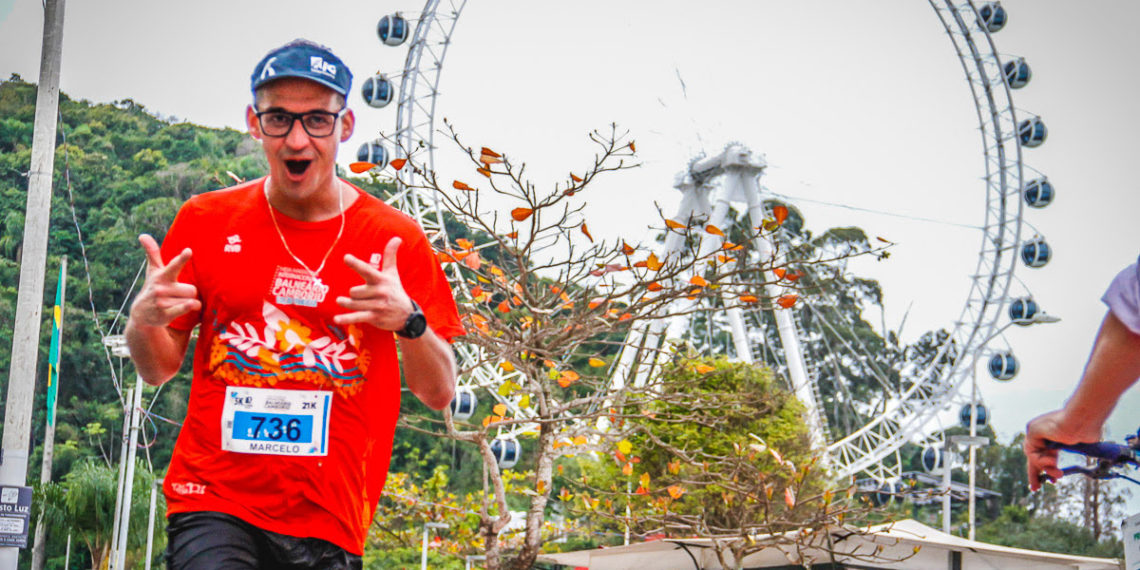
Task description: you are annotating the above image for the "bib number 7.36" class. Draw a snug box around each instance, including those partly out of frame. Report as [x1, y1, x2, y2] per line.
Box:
[221, 386, 331, 456]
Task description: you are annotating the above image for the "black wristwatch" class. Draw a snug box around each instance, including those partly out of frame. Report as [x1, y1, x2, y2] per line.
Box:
[396, 300, 427, 339]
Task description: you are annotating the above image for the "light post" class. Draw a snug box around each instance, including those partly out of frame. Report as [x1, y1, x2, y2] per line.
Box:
[942, 309, 1060, 536]
[421, 522, 448, 570]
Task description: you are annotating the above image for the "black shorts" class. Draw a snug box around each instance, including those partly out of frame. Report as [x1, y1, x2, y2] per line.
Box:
[165, 511, 363, 570]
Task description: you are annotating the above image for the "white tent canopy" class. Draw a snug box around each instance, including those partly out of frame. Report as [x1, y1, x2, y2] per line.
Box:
[537, 519, 1121, 570]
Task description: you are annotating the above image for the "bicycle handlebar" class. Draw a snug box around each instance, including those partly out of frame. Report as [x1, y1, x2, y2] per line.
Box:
[1046, 441, 1138, 464]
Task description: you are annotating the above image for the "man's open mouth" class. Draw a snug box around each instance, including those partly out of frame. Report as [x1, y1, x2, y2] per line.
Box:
[284, 159, 311, 176]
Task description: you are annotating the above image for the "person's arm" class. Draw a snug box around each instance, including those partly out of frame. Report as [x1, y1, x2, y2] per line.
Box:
[398, 331, 457, 410]
[334, 237, 457, 410]
[124, 234, 200, 386]
[1024, 311, 1140, 490]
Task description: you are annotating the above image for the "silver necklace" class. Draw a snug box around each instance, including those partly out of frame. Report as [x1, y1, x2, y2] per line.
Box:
[264, 178, 346, 286]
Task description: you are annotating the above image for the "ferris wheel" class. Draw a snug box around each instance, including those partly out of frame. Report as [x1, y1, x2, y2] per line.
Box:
[355, 0, 1056, 480]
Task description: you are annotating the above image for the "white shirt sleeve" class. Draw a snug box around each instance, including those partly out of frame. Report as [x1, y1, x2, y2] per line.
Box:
[1102, 257, 1140, 335]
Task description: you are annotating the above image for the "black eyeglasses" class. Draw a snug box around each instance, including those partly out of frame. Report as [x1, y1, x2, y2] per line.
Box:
[255, 108, 344, 138]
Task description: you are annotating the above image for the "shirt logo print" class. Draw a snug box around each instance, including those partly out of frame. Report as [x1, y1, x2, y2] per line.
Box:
[224, 234, 242, 253]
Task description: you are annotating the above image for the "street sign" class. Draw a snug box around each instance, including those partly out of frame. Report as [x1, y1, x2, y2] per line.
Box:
[0, 486, 32, 548]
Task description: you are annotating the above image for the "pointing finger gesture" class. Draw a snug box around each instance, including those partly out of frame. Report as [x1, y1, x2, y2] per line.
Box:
[130, 234, 201, 327]
[335, 237, 415, 331]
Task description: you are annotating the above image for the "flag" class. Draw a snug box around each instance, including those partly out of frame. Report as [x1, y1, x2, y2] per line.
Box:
[45, 262, 64, 427]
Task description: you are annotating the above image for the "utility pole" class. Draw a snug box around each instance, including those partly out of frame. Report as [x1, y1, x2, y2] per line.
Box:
[0, 0, 67, 567]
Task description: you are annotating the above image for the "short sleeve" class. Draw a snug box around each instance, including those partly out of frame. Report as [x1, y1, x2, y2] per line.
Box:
[396, 224, 465, 342]
[1102, 257, 1140, 336]
[161, 200, 202, 331]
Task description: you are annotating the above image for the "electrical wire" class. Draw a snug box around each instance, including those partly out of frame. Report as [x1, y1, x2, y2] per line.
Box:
[764, 190, 981, 230]
[57, 113, 127, 400]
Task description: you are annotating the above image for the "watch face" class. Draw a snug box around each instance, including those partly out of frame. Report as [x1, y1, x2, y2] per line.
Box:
[399, 302, 428, 339]
[406, 312, 427, 338]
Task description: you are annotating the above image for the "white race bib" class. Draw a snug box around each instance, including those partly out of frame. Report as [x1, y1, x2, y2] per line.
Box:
[221, 386, 332, 456]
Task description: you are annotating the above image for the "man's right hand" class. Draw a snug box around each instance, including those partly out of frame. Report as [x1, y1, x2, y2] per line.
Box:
[1024, 408, 1102, 491]
[130, 234, 200, 327]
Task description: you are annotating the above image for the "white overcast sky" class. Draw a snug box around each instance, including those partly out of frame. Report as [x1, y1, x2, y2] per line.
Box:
[3, 0, 1140, 454]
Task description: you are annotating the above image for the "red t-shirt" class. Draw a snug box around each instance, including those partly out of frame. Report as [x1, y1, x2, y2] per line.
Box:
[159, 178, 463, 554]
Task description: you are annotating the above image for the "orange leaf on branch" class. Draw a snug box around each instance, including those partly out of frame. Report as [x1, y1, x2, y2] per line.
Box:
[497, 300, 510, 313]
[777, 294, 799, 309]
[645, 253, 663, 271]
[505, 231, 518, 239]
[557, 370, 580, 388]
[786, 271, 803, 282]
[664, 219, 686, 231]
[570, 173, 584, 183]
[349, 161, 376, 174]
[667, 485, 685, 499]
[455, 238, 474, 250]
[689, 276, 709, 287]
[621, 242, 636, 256]
[511, 207, 534, 222]
[773, 268, 787, 279]
[739, 294, 759, 303]
[580, 223, 593, 242]
[452, 180, 474, 191]
[773, 205, 789, 225]
[467, 313, 489, 333]
[693, 364, 716, 374]
[477, 167, 492, 178]
[647, 282, 663, 292]
[588, 357, 606, 368]
[784, 487, 797, 509]
[628, 141, 636, 152]
[480, 146, 502, 158]
[705, 224, 725, 237]
[389, 158, 407, 171]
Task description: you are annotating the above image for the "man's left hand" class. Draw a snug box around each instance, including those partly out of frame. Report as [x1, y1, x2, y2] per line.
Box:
[335, 237, 414, 331]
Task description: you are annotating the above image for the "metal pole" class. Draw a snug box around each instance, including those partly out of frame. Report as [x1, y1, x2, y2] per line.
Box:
[109, 387, 133, 569]
[63, 534, 70, 568]
[968, 373, 978, 541]
[32, 257, 66, 570]
[0, 0, 67, 565]
[421, 524, 429, 570]
[114, 380, 143, 570]
[144, 479, 161, 570]
[941, 440, 952, 533]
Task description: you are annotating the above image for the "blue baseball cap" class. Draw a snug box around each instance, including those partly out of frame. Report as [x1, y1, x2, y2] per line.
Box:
[250, 39, 353, 97]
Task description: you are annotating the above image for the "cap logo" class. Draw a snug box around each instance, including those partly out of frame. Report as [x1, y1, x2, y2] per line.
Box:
[310, 56, 337, 78]
[259, 57, 278, 81]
